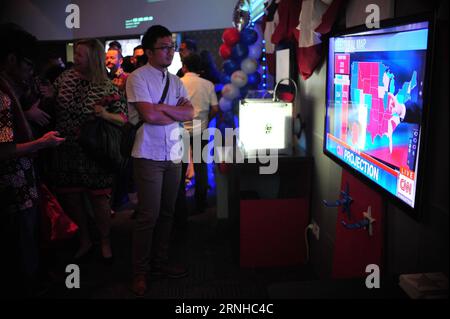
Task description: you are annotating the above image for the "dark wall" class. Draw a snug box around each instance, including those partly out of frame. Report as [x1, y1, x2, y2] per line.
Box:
[1, 0, 235, 41]
[180, 28, 224, 73]
[36, 41, 68, 71]
[386, 0, 449, 275]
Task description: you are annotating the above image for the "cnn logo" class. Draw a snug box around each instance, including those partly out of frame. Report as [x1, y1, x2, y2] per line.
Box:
[400, 178, 412, 195]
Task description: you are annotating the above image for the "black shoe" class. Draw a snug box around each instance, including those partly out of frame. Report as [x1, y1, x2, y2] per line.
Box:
[73, 244, 94, 263]
[150, 264, 188, 279]
[131, 274, 147, 297]
[100, 255, 114, 266]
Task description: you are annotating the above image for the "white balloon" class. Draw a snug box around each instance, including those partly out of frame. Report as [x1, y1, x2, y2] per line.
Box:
[221, 83, 240, 100]
[248, 43, 263, 60]
[240, 58, 258, 74]
[219, 97, 233, 112]
[231, 70, 248, 88]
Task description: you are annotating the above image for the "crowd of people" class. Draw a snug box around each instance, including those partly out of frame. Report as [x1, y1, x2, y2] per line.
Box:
[0, 22, 220, 297]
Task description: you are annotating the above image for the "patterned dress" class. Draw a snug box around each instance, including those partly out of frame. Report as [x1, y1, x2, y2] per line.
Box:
[0, 89, 38, 213]
[49, 69, 127, 190]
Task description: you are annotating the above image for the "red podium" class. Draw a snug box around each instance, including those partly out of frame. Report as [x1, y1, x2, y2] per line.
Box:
[226, 154, 313, 267]
[240, 198, 309, 267]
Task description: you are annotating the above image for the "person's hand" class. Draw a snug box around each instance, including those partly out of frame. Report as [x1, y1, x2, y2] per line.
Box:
[24, 99, 51, 126]
[92, 104, 106, 118]
[176, 97, 190, 106]
[39, 82, 55, 98]
[38, 131, 65, 148]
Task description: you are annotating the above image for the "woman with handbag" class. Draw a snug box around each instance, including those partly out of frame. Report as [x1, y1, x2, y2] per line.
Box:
[49, 39, 127, 262]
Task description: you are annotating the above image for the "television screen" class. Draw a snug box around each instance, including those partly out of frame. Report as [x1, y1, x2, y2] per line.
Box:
[324, 17, 433, 212]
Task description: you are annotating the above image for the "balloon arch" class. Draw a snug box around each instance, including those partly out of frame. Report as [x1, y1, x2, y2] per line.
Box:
[216, 21, 265, 131]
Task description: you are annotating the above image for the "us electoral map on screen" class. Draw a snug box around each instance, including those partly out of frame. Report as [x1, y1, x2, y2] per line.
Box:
[325, 22, 429, 208]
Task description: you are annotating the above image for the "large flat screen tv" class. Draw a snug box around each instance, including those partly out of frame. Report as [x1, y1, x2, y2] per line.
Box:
[324, 15, 434, 215]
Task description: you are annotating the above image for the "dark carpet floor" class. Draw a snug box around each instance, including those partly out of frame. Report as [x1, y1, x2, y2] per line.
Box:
[38, 203, 316, 299]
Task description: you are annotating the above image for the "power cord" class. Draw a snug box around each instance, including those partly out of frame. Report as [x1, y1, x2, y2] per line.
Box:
[304, 224, 314, 263]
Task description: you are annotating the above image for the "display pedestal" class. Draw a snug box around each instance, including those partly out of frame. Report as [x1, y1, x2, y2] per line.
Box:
[226, 152, 313, 267]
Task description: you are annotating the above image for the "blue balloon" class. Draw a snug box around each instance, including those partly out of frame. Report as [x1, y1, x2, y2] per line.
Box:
[218, 122, 227, 135]
[240, 28, 258, 45]
[219, 73, 231, 84]
[223, 59, 240, 76]
[223, 110, 235, 125]
[231, 43, 249, 62]
[215, 83, 225, 93]
[247, 71, 261, 86]
[248, 43, 263, 60]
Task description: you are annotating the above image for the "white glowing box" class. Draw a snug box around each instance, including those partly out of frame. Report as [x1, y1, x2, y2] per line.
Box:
[238, 99, 293, 156]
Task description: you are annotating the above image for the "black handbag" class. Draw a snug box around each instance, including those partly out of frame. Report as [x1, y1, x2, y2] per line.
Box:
[120, 120, 144, 158]
[120, 74, 170, 157]
[79, 117, 124, 171]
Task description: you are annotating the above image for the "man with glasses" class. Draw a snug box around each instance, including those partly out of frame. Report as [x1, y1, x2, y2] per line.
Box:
[126, 25, 194, 297]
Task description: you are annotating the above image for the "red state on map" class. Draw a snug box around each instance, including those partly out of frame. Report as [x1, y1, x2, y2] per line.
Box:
[356, 62, 393, 141]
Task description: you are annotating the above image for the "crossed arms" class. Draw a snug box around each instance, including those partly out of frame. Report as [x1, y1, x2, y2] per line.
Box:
[133, 97, 194, 125]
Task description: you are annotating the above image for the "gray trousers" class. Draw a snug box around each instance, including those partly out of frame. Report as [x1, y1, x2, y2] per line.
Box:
[132, 158, 181, 275]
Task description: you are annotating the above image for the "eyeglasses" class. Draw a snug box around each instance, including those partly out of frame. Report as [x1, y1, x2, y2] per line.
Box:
[152, 44, 176, 53]
[21, 57, 35, 69]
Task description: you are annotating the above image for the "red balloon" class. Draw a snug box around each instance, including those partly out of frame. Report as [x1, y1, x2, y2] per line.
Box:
[222, 28, 240, 46]
[219, 43, 232, 59]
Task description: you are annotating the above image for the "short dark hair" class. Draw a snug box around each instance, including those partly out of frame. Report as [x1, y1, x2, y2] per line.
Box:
[136, 54, 148, 68]
[108, 40, 122, 50]
[182, 54, 203, 74]
[0, 23, 37, 64]
[133, 45, 144, 53]
[142, 25, 172, 50]
[182, 39, 197, 52]
[121, 56, 135, 73]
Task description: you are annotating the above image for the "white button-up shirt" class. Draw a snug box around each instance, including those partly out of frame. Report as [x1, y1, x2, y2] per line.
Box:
[126, 63, 188, 161]
[181, 72, 218, 135]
